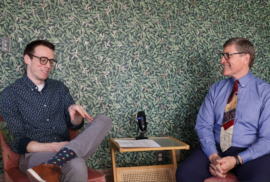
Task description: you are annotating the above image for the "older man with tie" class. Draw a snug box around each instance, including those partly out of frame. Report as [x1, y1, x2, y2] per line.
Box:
[176, 38, 270, 182]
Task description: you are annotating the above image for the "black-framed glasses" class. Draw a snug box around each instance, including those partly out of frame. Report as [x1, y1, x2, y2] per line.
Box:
[28, 54, 57, 66]
[220, 52, 245, 60]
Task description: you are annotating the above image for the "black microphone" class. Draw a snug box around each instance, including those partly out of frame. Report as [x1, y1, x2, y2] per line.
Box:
[136, 111, 148, 140]
[138, 111, 146, 131]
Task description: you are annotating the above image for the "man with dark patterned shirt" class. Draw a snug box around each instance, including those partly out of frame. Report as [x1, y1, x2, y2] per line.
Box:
[1, 40, 112, 182]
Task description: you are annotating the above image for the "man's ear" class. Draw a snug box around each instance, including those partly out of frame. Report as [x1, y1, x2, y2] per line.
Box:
[243, 54, 250, 65]
[24, 54, 31, 65]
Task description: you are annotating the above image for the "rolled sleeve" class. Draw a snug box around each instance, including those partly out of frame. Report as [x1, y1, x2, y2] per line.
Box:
[67, 118, 84, 130]
[18, 137, 33, 154]
[61, 83, 84, 130]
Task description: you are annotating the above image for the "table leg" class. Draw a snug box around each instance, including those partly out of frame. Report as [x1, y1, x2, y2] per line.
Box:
[111, 147, 117, 182]
[170, 150, 177, 182]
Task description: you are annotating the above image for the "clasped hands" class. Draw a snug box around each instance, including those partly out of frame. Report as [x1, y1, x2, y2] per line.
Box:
[209, 153, 237, 178]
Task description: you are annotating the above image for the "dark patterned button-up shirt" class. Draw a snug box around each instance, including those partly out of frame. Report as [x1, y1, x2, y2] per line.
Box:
[1, 74, 83, 154]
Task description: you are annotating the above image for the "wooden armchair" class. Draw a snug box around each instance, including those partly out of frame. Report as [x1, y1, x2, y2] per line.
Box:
[0, 116, 106, 182]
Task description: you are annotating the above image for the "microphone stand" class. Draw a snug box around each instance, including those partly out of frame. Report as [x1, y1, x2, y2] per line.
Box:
[136, 131, 148, 140]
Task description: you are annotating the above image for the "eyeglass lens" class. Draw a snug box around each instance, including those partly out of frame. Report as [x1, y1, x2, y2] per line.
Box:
[40, 57, 54, 66]
[223, 53, 229, 60]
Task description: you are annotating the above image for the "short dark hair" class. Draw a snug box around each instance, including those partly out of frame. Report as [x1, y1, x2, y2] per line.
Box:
[24, 40, 55, 59]
[223, 38, 255, 68]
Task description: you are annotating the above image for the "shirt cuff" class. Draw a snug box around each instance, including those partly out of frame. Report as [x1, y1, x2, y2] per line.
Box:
[202, 144, 219, 158]
[18, 137, 33, 154]
[68, 118, 84, 130]
[238, 150, 252, 163]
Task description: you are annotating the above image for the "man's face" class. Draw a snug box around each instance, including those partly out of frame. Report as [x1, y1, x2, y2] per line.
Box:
[220, 44, 249, 79]
[24, 45, 54, 85]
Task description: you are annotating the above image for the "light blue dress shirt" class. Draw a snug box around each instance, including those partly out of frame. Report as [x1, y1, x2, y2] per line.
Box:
[196, 71, 270, 163]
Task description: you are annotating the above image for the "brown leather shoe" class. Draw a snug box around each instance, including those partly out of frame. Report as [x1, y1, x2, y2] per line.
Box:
[27, 163, 62, 182]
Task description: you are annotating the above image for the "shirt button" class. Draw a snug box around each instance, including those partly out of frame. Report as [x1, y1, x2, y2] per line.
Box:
[54, 137, 56, 139]
[52, 127, 55, 129]
[40, 92, 42, 94]
[31, 89, 33, 91]
[35, 87, 38, 89]
[44, 105, 47, 107]
[47, 119, 49, 121]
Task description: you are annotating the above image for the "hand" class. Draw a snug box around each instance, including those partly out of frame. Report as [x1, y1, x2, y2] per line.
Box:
[49, 141, 69, 153]
[68, 104, 93, 123]
[217, 156, 237, 174]
[209, 153, 221, 165]
[209, 163, 226, 178]
[209, 153, 226, 178]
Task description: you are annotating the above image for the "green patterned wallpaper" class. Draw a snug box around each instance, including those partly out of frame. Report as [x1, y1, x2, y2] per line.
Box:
[0, 0, 270, 171]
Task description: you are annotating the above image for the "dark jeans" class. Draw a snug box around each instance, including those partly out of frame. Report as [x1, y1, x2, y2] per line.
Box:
[176, 146, 270, 182]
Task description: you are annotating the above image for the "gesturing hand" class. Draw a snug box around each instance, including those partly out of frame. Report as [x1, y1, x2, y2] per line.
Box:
[68, 104, 93, 123]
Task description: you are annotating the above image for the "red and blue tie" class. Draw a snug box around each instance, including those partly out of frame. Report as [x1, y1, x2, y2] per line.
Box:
[220, 80, 239, 152]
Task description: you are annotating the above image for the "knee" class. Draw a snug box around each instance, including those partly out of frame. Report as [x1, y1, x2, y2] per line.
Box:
[65, 158, 87, 177]
[94, 115, 112, 129]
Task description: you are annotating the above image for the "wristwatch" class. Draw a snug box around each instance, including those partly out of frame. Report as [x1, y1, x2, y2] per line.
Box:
[234, 155, 242, 167]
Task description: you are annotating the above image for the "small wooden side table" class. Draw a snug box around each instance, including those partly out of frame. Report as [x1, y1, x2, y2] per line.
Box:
[110, 136, 189, 182]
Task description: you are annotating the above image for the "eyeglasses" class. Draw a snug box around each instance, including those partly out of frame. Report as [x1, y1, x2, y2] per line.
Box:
[28, 54, 57, 66]
[220, 52, 245, 60]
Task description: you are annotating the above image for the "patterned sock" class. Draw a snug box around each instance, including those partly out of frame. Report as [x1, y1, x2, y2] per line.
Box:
[45, 147, 77, 168]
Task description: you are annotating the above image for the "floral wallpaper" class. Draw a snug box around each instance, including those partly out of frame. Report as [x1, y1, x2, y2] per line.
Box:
[0, 0, 270, 172]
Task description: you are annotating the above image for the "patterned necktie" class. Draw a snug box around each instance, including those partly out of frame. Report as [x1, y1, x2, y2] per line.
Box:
[220, 80, 239, 152]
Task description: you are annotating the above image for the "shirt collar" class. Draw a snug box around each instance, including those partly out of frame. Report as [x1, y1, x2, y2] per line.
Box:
[22, 74, 49, 91]
[230, 71, 253, 88]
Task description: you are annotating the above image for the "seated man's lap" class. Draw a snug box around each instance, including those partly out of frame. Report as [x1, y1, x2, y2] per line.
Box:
[176, 146, 270, 182]
[176, 147, 212, 182]
[235, 153, 270, 182]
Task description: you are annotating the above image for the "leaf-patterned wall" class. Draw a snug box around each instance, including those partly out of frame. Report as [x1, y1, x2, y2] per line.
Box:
[0, 0, 270, 172]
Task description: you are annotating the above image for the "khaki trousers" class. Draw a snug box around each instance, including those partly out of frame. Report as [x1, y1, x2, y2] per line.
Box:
[19, 115, 112, 182]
